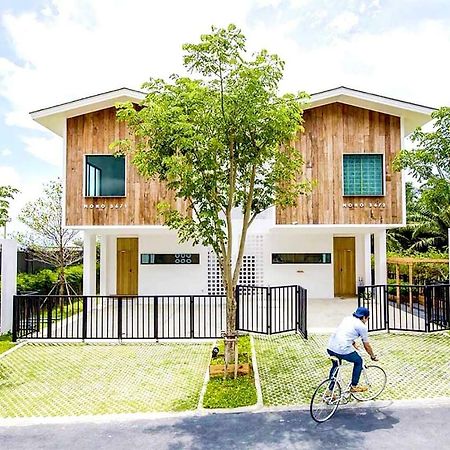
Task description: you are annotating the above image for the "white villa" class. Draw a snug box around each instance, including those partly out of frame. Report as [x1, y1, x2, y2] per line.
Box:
[30, 86, 434, 300]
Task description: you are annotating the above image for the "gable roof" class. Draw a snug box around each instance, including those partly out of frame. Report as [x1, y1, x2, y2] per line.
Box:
[306, 86, 435, 135]
[30, 88, 145, 136]
[30, 85, 435, 137]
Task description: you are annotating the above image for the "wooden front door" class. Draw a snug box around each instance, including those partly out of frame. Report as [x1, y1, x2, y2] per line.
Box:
[116, 238, 138, 295]
[333, 237, 356, 297]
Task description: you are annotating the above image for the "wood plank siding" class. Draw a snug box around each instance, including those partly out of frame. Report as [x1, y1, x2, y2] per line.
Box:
[66, 107, 189, 226]
[276, 103, 403, 225]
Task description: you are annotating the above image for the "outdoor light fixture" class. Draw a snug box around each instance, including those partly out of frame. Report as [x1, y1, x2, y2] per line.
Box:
[212, 346, 219, 358]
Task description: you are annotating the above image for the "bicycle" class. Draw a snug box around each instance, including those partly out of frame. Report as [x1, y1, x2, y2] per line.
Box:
[310, 353, 387, 423]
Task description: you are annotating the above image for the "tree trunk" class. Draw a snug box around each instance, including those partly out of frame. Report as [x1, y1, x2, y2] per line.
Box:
[224, 277, 238, 367]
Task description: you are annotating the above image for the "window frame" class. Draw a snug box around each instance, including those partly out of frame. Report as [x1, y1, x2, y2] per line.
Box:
[271, 253, 332, 264]
[140, 253, 200, 265]
[342, 153, 385, 197]
[83, 154, 127, 198]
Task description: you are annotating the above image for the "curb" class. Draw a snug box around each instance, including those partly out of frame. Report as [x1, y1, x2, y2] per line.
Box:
[0, 341, 27, 360]
[1, 397, 449, 427]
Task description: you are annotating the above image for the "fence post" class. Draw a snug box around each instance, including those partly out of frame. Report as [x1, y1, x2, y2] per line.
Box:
[190, 296, 195, 338]
[295, 286, 299, 332]
[235, 286, 239, 331]
[154, 296, 159, 340]
[424, 285, 431, 332]
[384, 285, 389, 332]
[267, 287, 272, 335]
[357, 286, 364, 307]
[47, 298, 52, 339]
[12, 296, 18, 342]
[117, 296, 122, 340]
[82, 296, 88, 340]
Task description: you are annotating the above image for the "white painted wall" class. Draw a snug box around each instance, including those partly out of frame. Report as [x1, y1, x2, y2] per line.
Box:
[92, 225, 379, 299]
[138, 234, 207, 295]
[0, 239, 17, 333]
[264, 231, 334, 298]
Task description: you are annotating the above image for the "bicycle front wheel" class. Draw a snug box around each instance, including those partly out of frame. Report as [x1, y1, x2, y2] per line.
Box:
[310, 378, 341, 423]
[352, 365, 387, 401]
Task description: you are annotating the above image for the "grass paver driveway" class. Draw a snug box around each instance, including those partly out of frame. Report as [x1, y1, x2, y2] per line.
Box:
[0, 342, 211, 417]
[254, 332, 450, 406]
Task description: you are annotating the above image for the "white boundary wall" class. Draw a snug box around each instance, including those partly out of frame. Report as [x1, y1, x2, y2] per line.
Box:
[0, 239, 17, 333]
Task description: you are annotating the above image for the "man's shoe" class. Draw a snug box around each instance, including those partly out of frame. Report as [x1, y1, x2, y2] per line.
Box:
[350, 385, 368, 393]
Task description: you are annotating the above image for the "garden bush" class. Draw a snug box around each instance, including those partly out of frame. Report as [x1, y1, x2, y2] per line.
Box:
[16, 265, 84, 295]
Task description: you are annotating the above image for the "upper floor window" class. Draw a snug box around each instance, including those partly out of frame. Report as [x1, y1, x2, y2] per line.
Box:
[343, 154, 384, 196]
[85, 155, 125, 197]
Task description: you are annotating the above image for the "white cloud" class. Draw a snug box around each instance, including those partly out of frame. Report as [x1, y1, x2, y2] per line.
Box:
[279, 19, 450, 110]
[0, 1, 449, 161]
[328, 11, 360, 34]
[0, 0, 254, 131]
[21, 135, 63, 166]
[1, 148, 12, 157]
[0, 166, 20, 186]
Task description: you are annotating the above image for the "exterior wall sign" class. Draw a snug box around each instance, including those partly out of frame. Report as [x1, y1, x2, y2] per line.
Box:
[343, 202, 386, 209]
[83, 203, 128, 210]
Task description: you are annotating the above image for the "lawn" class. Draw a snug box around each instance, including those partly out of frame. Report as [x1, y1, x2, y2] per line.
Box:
[254, 332, 450, 406]
[0, 342, 211, 417]
[0, 334, 14, 355]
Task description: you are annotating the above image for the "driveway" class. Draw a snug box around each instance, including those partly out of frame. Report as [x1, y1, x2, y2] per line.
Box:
[1, 402, 449, 449]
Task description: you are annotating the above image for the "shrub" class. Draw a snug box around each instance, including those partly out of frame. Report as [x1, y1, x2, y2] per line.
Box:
[64, 265, 83, 294]
[17, 269, 57, 294]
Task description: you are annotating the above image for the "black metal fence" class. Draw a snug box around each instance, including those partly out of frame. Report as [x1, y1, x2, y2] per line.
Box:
[12, 284, 308, 341]
[358, 283, 450, 333]
[236, 285, 307, 338]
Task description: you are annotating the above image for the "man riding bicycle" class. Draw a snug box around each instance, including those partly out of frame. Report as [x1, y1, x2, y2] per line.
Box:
[327, 306, 378, 393]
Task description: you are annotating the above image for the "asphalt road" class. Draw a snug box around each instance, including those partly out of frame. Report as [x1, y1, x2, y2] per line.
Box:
[1, 403, 449, 450]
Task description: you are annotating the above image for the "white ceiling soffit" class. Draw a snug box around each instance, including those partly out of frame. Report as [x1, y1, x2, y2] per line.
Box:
[30, 85, 435, 138]
[30, 88, 145, 136]
[307, 86, 436, 136]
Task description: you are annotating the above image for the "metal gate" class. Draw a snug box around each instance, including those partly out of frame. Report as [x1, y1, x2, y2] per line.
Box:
[236, 285, 307, 338]
[358, 283, 450, 333]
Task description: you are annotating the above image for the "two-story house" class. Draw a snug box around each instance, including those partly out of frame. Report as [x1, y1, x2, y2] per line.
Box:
[30, 86, 434, 300]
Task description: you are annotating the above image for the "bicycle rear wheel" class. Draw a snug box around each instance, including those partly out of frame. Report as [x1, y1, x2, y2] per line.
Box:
[351, 365, 387, 401]
[310, 378, 341, 423]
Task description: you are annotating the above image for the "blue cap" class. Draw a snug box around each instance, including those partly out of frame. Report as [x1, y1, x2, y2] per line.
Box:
[353, 307, 370, 318]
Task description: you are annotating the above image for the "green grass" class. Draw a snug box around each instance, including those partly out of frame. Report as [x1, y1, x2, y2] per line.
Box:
[254, 332, 450, 406]
[0, 334, 14, 355]
[203, 376, 257, 408]
[203, 335, 257, 408]
[210, 334, 252, 365]
[0, 342, 211, 417]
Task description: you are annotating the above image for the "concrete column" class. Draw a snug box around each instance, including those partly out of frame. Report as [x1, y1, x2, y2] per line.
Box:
[99, 234, 109, 295]
[363, 233, 372, 286]
[374, 230, 387, 286]
[83, 232, 97, 295]
[0, 239, 17, 333]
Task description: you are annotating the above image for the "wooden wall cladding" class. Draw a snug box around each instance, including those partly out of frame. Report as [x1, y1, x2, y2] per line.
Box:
[276, 103, 403, 225]
[66, 107, 189, 226]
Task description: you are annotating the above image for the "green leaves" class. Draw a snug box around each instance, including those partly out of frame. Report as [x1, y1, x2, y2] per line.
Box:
[115, 24, 312, 330]
[0, 185, 19, 228]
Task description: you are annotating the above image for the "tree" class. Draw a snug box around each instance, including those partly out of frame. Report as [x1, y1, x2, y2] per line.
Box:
[0, 185, 19, 238]
[114, 25, 311, 359]
[18, 179, 81, 295]
[394, 107, 450, 253]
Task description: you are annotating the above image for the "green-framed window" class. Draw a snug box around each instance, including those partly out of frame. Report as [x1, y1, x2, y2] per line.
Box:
[343, 154, 384, 196]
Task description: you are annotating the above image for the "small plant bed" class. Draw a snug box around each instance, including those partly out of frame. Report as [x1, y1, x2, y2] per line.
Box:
[203, 335, 257, 409]
[209, 334, 252, 376]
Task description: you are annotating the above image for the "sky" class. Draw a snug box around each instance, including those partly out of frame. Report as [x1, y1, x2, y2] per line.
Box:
[1, 0, 450, 235]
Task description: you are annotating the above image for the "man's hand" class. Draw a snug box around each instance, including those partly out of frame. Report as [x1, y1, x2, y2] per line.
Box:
[370, 355, 378, 361]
